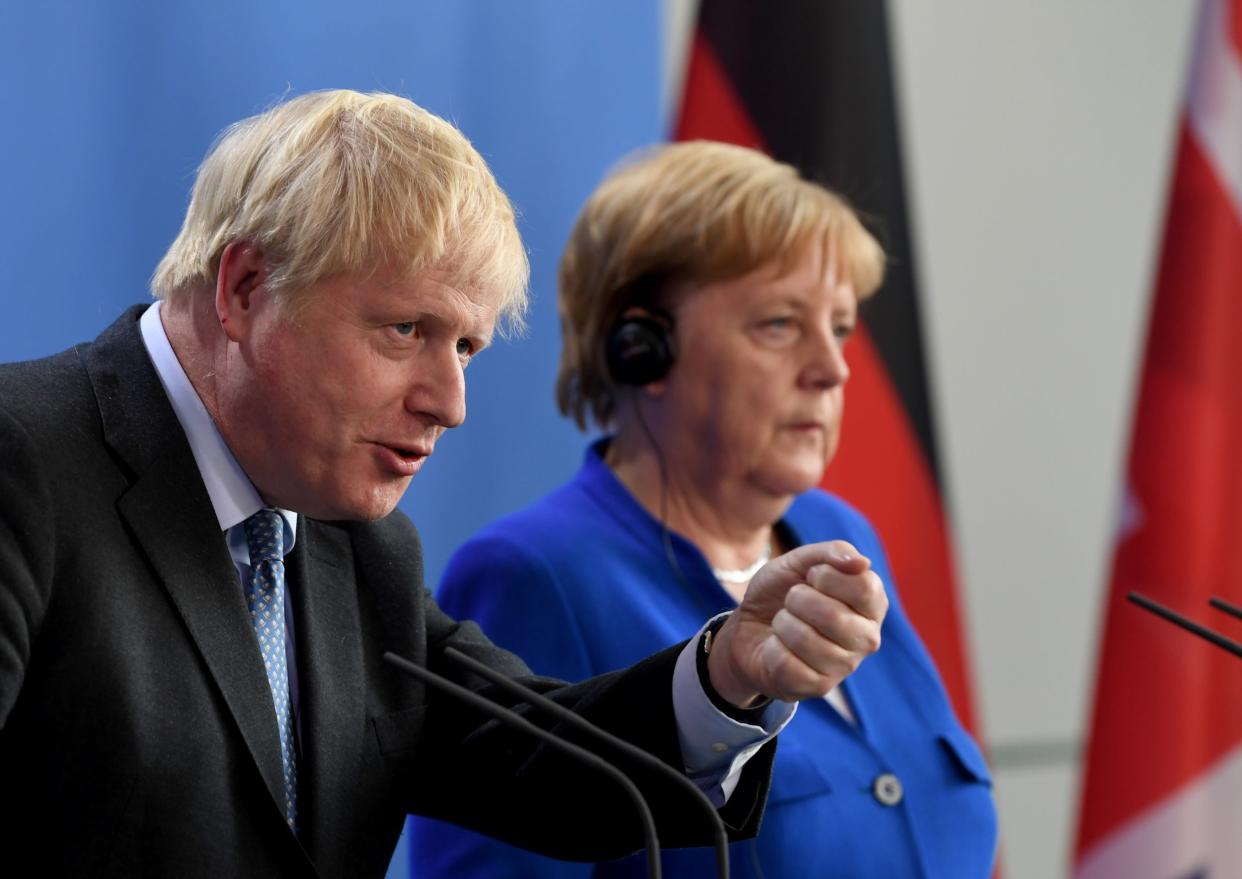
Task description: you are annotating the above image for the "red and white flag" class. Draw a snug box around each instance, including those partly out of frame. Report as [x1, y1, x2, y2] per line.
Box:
[1074, 1, 1242, 874]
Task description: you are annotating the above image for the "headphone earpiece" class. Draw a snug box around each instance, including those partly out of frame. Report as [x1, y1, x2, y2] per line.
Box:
[605, 312, 677, 386]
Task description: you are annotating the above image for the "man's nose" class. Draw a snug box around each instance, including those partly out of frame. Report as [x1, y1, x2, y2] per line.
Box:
[406, 346, 467, 429]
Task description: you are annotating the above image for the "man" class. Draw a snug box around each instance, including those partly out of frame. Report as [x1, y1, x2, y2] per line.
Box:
[0, 90, 887, 878]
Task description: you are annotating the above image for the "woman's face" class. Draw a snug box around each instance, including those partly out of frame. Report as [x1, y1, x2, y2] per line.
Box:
[657, 242, 857, 499]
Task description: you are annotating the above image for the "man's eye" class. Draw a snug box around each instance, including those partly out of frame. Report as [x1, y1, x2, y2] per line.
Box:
[393, 322, 416, 336]
[834, 323, 856, 342]
[456, 338, 474, 358]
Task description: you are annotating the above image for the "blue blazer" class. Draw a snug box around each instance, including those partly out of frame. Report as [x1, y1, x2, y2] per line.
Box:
[410, 441, 997, 878]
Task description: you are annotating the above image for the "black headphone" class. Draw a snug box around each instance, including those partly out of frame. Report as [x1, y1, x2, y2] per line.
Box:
[605, 310, 677, 386]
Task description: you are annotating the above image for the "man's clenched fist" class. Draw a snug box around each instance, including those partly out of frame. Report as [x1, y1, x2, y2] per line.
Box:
[707, 540, 889, 707]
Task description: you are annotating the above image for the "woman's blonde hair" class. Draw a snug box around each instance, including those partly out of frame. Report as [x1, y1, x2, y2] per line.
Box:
[556, 140, 885, 430]
[151, 89, 529, 329]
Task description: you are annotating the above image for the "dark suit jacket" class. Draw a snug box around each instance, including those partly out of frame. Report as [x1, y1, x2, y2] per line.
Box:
[0, 306, 773, 878]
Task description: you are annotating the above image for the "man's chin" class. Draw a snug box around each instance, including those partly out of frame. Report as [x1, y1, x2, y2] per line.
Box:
[353, 492, 406, 522]
[309, 485, 407, 523]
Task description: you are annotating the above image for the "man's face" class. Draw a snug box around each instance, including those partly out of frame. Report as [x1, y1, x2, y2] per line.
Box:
[218, 269, 497, 521]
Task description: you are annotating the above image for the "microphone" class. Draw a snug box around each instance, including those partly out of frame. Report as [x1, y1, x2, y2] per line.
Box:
[439, 645, 731, 879]
[381, 651, 662, 879]
[1208, 595, 1242, 622]
[1127, 591, 1242, 659]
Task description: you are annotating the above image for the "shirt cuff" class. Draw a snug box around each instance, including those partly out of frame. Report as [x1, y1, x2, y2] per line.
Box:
[671, 613, 796, 807]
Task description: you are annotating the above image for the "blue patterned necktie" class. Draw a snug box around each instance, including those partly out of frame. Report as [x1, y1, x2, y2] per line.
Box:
[243, 508, 298, 832]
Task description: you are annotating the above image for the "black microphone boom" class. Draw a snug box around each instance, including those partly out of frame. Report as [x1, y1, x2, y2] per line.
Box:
[441, 645, 731, 879]
[1208, 595, 1242, 623]
[1127, 591, 1242, 659]
[381, 651, 662, 879]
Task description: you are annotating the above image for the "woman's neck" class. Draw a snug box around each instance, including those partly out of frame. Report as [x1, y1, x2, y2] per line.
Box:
[605, 428, 789, 581]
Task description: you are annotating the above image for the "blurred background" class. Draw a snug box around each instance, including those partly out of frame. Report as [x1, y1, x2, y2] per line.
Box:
[0, 2, 1216, 876]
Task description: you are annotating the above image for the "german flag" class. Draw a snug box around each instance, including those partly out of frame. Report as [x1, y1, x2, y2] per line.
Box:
[674, 0, 981, 736]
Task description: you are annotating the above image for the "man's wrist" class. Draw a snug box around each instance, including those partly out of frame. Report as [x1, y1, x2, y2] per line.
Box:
[696, 615, 771, 723]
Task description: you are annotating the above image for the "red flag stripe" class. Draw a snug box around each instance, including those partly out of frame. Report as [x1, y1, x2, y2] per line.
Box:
[674, 33, 766, 151]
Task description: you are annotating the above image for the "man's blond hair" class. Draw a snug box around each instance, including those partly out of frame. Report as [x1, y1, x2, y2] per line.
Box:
[152, 90, 528, 328]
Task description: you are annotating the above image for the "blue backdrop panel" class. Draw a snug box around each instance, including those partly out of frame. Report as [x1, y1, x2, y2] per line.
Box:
[0, 3, 664, 876]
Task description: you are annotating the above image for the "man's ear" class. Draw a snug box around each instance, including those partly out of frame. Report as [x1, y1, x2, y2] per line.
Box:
[215, 240, 270, 343]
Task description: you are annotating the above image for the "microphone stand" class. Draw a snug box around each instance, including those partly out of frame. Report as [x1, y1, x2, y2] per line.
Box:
[441, 645, 731, 879]
[1127, 592, 1242, 659]
[382, 651, 662, 879]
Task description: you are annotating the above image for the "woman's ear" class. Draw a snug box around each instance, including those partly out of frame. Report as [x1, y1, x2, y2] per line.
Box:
[605, 307, 677, 392]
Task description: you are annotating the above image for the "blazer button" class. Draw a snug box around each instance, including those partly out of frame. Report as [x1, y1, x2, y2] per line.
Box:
[872, 773, 903, 807]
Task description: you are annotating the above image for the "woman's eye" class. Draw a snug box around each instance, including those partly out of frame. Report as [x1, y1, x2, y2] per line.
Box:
[455, 338, 474, 358]
[764, 317, 793, 329]
[834, 323, 856, 342]
[756, 317, 798, 341]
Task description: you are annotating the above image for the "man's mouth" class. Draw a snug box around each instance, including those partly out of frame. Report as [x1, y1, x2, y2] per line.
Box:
[373, 442, 433, 476]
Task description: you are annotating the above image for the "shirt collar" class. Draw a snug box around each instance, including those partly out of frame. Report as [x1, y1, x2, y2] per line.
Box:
[138, 302, 297, 549]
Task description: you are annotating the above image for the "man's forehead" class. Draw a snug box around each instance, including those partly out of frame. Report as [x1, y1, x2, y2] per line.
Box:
[404, 271, 499, 334]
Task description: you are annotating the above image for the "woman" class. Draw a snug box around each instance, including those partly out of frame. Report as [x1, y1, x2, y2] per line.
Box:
[409, 142, 997, 877]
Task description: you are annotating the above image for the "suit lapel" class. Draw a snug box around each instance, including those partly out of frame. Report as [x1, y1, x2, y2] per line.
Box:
[118, 450, 289, 807]
[288, 521, 365, 861]
[80, 307, 294, 819]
